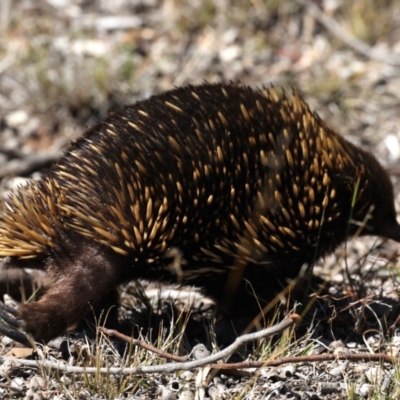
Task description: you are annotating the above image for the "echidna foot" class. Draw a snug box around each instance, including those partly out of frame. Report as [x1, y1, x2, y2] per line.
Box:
[0, 301, 30, 346]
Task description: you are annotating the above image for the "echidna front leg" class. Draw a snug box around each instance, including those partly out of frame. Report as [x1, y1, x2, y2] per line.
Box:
[19, 282, 95, 343]
[0, 301, 30, 346]
[1, 240, 127, 345]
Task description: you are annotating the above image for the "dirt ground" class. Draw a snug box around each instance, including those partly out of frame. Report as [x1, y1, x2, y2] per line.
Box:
[0, 0, 400, 399]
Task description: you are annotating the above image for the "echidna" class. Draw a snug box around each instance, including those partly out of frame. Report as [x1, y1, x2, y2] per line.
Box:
[0, 83, 399, 345]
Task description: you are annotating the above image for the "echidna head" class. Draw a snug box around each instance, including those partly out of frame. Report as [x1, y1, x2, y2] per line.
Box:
[369, 196, 400, 242]
[360, 152, 400, 242]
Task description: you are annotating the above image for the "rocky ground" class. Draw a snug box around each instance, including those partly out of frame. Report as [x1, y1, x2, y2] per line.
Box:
[0, 0, 400, 398]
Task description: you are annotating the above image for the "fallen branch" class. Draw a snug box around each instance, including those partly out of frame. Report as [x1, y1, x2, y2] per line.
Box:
[0, 314, 299, 375]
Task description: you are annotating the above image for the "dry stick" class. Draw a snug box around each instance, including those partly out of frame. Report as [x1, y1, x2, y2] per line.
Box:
[0, 315, 298, 376]
[209, 352, 397, 370]
[98, 327, 188, 362]
[294, 0, 400, 66]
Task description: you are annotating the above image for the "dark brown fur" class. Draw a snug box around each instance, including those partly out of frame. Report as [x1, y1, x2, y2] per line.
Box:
[1, 83, 399, 343]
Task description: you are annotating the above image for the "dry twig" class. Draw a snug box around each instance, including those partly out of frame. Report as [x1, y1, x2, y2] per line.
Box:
[209, 352, 397, 370]
[0, 314, 298, 375]
[99, 327, 188, 362]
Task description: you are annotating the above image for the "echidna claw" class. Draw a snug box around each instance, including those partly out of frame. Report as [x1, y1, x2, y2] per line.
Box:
[0, 302, 19, 326]
[0, 301, 30, 346]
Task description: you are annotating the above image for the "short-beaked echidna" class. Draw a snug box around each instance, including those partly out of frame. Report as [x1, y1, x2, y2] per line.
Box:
[0, 83, 399, 344]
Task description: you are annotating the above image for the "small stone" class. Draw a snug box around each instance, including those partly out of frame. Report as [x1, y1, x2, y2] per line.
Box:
[0, 360, 20, 378]
[180, 371, 194, 381]
[29, 376, 45, 390]
[328, 361, 349, 377]
[192, 343, 211, 360]
[269, 381, 285, 391]
[5, 110, 29, 127]
[358, 383, 373, 397]
[178, 390, 194, 400]
[24, 389, 44, 400]
[158, 386, 177, 400]
[59, 376, 72, 386]
[281, 365, 296, 377]
[328, 340, 346, 353]
[329, 366, 343, 377]
[365, 366, 384, 384]
[208, 383, 227, 399]
[11, 377, 25, 390]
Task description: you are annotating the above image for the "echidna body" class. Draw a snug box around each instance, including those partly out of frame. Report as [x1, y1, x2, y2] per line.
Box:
[0, 83, 399, 344]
